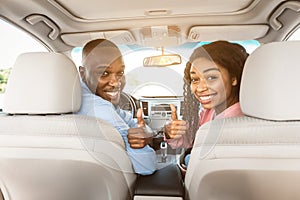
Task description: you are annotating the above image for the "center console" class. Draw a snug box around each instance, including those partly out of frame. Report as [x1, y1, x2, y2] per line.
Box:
[133, 96, 185, 200]
[139, 96, 185, 168]
[139, 96, 183, 131]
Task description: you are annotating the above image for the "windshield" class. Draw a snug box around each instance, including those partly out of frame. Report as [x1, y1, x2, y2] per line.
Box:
[71, 40, 260, 99]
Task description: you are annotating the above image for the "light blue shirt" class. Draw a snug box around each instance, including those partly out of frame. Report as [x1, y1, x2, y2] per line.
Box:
[77, 82, 157, 175]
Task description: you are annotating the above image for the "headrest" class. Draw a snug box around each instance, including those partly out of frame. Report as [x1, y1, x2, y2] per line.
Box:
[3, 52, 81, 114]
[240, 41, 300, 121]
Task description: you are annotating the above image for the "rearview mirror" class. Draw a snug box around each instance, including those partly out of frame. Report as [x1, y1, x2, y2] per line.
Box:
[143, 54, 182, 67]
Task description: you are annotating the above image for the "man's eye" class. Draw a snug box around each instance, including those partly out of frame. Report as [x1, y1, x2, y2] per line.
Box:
[118, 71, 124, 77]
[101, 71, 109, 76]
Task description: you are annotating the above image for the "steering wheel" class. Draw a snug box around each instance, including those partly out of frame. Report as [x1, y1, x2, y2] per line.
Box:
[119, 92, 138, 117]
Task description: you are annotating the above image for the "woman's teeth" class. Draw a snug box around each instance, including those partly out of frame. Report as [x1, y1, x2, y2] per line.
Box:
[200, 95, 213, 101]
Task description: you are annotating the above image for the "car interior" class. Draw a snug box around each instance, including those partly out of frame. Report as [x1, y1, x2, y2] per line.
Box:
[0, 0, 299, 200]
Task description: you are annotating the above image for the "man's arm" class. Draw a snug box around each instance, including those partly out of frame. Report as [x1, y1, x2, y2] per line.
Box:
[118, 108, 157, 174]
[80, 99, 157, 175]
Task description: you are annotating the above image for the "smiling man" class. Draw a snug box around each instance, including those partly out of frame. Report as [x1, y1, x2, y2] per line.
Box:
[78, 39, 156, 175]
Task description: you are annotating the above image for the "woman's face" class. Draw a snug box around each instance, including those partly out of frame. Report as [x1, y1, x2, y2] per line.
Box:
[190, 57, 237, 114]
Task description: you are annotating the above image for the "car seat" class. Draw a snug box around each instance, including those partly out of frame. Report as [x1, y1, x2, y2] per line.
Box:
[185, 41, 300, 200]
[0, 52, 136, 200]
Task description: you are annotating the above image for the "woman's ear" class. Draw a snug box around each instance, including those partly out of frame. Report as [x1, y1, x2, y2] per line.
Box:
[231, 77, 238, 86]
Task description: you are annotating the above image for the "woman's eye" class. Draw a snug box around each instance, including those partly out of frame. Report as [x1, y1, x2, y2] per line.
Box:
[191, 78, 199, 83]
[206, 76, 217, 81]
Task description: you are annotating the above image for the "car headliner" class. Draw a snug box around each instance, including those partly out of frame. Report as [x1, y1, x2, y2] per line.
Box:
[0, 0, 299, 53]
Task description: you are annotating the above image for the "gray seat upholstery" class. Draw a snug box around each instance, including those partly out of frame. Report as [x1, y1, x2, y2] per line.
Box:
[185, 41, 300, 200]
[0, 52, 136, 200]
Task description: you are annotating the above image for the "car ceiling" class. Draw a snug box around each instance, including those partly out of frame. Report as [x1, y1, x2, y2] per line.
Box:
[0, 0, 299, 53]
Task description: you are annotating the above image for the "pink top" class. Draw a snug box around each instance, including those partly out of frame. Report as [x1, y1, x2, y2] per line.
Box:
[166, 102, 243, 149]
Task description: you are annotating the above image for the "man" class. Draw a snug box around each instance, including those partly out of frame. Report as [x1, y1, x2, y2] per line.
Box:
[78, 39, 156, 175]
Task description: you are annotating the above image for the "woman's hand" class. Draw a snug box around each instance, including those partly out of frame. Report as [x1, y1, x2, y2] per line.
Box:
[164, 104, 187, 139]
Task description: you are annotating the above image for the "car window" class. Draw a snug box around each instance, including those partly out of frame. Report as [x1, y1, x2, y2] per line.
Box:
[287, 27, 300, 41]
[71, 40, 260, 98]
[0, 19, 48, 111]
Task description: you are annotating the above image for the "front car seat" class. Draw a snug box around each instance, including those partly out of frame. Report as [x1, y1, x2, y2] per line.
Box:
[0, 52, 136, 200]
[185, 41, 300, 200]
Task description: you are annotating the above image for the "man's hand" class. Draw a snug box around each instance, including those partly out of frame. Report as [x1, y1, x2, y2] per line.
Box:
[136, 108, 145, 127]
[164, 104, 187, 139]
[127, 108, 153, 149]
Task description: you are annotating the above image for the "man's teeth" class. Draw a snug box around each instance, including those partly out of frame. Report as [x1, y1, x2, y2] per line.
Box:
[106, 91, 118, 97]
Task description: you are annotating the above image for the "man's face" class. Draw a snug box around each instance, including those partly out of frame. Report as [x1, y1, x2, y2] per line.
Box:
[81, 47, 126, 107]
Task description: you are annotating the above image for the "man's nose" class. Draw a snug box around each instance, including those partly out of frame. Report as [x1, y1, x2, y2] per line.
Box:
[108, 74, 121, 87]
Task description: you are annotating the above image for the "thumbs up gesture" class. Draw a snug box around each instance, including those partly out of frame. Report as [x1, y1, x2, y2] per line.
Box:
[164, 104, 187, 139]
[128, 108, 153, 149]
[136, 108, 145, 127]
[170, 104, 178, 121]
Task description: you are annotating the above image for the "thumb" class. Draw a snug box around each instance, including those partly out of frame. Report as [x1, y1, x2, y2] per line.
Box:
[170, 104, 178, 120]
[137, 108, 145, 127]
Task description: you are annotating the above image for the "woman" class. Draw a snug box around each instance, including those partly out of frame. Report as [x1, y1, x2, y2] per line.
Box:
[165, 40, 249, 158]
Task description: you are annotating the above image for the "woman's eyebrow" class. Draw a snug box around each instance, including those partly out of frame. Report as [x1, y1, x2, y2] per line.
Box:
[202, 68, 220, 74]
[190, 67, 220, 75]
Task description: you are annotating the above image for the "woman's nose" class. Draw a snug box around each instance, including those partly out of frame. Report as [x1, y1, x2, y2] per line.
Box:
[196, 79, 208, 92]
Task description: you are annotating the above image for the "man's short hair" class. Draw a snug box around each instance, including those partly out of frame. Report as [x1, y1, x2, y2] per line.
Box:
[82, 39, 122, 64]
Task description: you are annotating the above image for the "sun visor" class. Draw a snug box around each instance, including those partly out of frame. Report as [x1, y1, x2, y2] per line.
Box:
[188, 25, 269, 41]
[61, 30, 136, 47]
